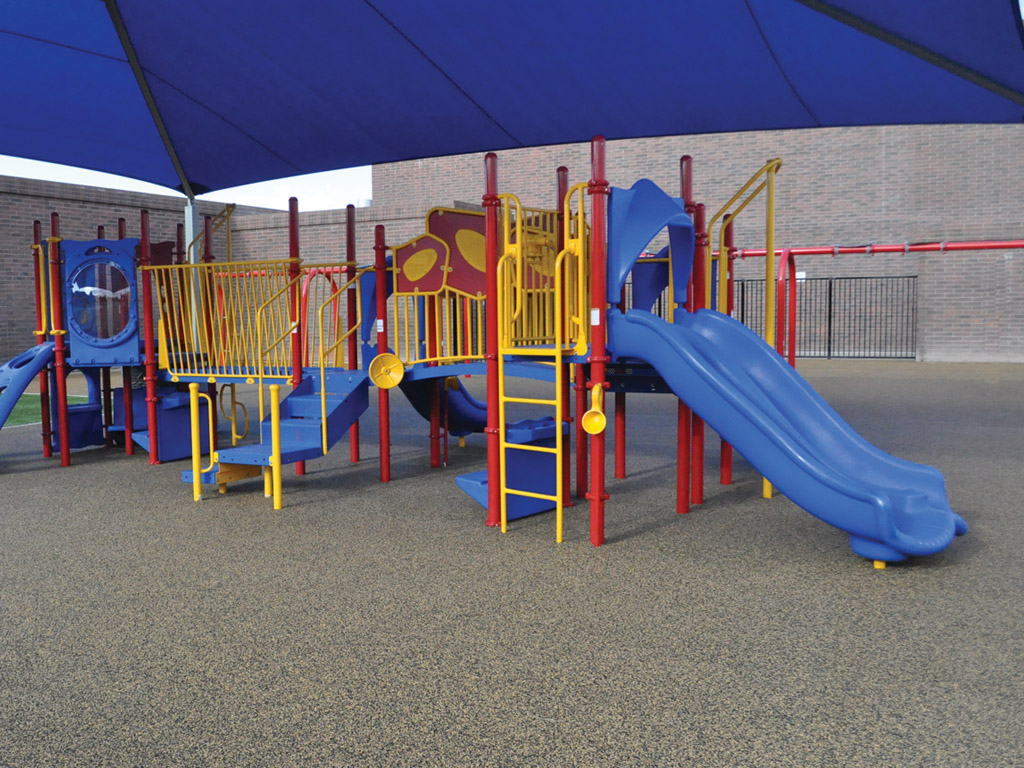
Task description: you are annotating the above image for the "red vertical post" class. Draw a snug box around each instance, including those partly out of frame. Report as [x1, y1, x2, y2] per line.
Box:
[571, 159, 587, 500]
[614, 392, 626, 479]
[119, 221, 134, 456]
[676, 156, 694, 513]
[574, 365, 587, 499]
[429, 379, 441, 468]
[587, 136, 610, 547]
[719, 216, 735, 486]
[556, 165, 573, 508]
[690, 203, 707, 505]
[374, 225, 391, 483]
[613, 286, 626, 480]
[32, 220, 53, 457]
[787, 252, 797, 367]
[287, 198, 305, 476]
[427, 292, 441, 468]
[345, 204, 360, 462]
[97, 225, 114, 448]
[176, 223, 185, 264]
[48, 214, 71, 466]
[484, 153, 501, 526]
[140, 211, 160, 464]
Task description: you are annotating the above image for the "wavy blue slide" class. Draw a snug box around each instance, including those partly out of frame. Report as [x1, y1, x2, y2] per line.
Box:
[608, 309, 967, 563]
[1, 343, 55, 433]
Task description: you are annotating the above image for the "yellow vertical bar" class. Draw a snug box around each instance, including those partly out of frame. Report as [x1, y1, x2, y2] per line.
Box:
[189, 383, 203, 502]
[764, 166, 777, 348]
[763, 164, 777, 500]
[704, 232, 714, 312]
[718, 226, 730, 316]
[271, 383, 283, 510]
[554, 256, 564, 544]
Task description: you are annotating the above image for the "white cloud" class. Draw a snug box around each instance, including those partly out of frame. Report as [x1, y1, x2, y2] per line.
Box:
[0, 156, 372, 212]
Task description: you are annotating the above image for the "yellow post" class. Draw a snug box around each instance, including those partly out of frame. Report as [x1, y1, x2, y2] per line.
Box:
[189, 383, 202, 502]
[763, 163, 777, 500]
[270, 384, 283, 510]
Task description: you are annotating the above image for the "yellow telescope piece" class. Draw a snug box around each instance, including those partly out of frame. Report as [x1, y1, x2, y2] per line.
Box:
[582, 385, 607, 435]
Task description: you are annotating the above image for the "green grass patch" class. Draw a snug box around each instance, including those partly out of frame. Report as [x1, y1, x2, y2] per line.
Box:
[5, 393, 90, 428]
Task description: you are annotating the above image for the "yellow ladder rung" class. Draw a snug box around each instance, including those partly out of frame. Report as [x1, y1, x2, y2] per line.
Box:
[501, 442, 558, 455]
[503, 396, 557, 405]
[505, 488, 558, 502]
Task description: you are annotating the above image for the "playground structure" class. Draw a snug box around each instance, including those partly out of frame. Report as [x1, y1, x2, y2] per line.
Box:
[0, 136, 981, 566]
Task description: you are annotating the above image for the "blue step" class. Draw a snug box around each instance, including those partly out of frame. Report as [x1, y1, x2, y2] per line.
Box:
[215, 442, 323, 466]
[260, 416, 324, 445]
[283, 394, 335, 418]
[456, 417, 568, 521]
[204, 370, 369, 472]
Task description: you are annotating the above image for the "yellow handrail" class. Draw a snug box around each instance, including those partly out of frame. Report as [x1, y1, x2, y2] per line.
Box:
[31, 244, 49, 337]
[562, 182, 590, 353]
[188, 383, 217, 502]
[45, 237, 66, 336]
[255, 270, 302, 422]
[219, 383, 249, 446]
[187, 203, 237, 263]
[146, 258, 296, 380]
[316, 266, 369, 453]
[499, 193, 525, 323]
[704, 159, 782, 344]
[705, 159, 782, 501]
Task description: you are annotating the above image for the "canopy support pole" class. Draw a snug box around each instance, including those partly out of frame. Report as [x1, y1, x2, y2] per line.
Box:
[104, 0, 196, 197]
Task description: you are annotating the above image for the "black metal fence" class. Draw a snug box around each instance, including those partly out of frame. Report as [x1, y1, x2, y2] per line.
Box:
[734, 276, 918, 359]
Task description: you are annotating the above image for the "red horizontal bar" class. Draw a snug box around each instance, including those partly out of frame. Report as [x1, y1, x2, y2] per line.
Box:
[729, 239, 1024, 258]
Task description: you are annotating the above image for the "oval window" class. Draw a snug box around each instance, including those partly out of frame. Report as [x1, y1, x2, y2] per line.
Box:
[68, 260, 135, 343]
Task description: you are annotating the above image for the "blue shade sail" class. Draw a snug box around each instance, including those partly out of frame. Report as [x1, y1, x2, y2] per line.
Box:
[2, 0, 1022, 193]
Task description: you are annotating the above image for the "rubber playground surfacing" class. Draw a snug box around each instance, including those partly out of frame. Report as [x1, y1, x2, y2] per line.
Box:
[0, 360, 1021, 767]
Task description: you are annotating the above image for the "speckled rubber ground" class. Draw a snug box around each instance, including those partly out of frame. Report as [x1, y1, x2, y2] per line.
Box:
[1, 360, 1020, 767]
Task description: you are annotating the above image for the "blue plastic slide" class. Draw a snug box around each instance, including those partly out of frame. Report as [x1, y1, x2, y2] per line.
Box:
[0, 343, 55, 432]
[399, 377, 486, 437]
[607, 309, 967, 563]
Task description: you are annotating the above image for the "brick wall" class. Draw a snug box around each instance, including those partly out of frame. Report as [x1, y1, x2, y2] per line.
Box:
[0, 176, 249, 362]
[3, 124, 1022, 363]
[373, 124, 1024, 361]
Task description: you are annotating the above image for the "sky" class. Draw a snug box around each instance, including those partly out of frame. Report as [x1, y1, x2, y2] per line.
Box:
[0, 155, 373, 211]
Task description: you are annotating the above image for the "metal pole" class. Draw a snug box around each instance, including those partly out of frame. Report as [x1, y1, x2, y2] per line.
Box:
[720, 216, 734, 486]
[346, 204, 360, 462]
[690, 204, 707, 505]
[614, 289, 626, 480]
[33, 220, 53, 458]
[587, 136, 610, 547]
[374, 225, 391, 483]
[484, 153, 501, 526]
[676, 156, 694, 514]
[140, 210, 160, 464]
[48, 213, 71, 467]
[556, 165, 574, 509]
[288, 198, 304, 477]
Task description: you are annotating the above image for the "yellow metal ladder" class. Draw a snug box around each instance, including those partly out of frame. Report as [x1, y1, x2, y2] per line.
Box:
[494, 190, 586, 541]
